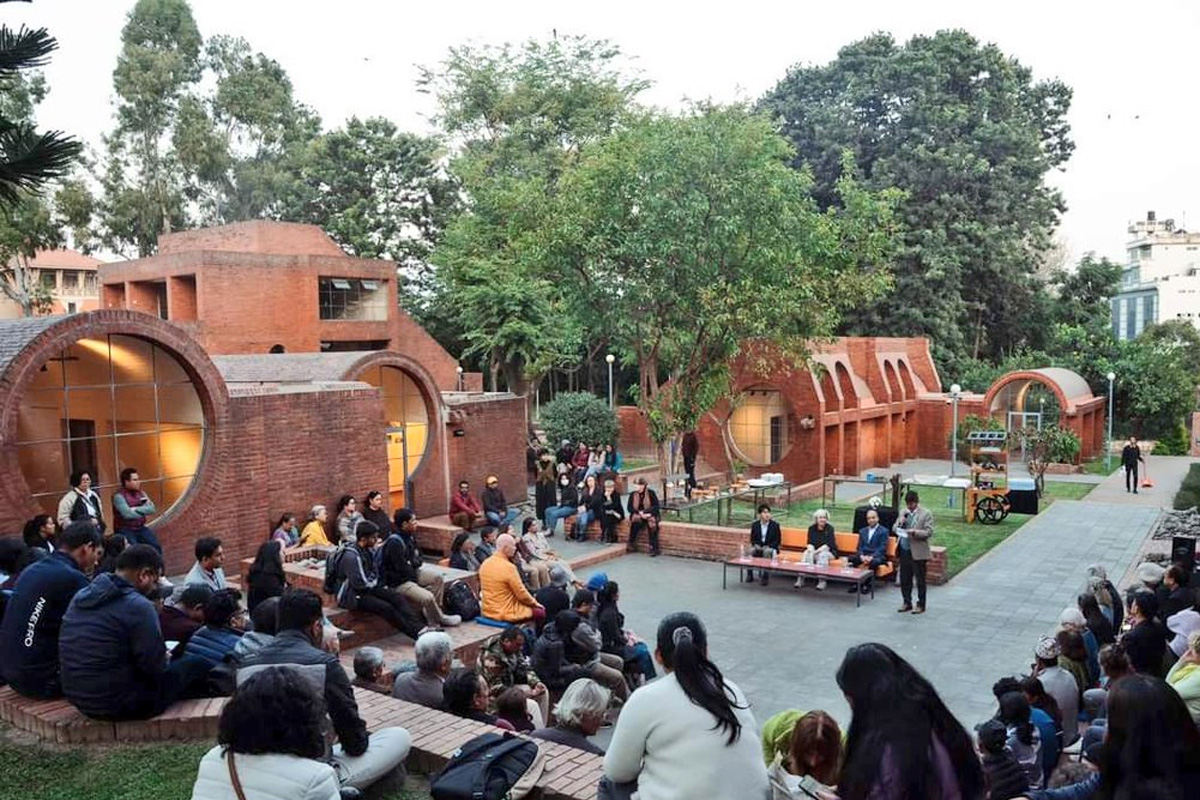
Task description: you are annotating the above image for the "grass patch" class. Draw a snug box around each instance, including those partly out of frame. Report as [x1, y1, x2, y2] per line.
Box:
[1175, 463, 1200, 510]
[1082, 457, 1122, 476]
[675, 480, 1092, 580]
[622, 457, 657, 472]
[0, 729, 433, 800]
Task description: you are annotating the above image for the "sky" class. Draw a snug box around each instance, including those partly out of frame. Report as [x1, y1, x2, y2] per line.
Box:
[9, 0, 1200, 263]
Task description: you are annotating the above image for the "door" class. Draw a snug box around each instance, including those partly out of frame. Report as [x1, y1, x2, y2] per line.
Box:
[385, 425, 409, 511]
[1006, 411, 1043, 460]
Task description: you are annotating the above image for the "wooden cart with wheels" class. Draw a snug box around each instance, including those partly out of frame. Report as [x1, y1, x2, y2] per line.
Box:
[965, 431, 1011, 524]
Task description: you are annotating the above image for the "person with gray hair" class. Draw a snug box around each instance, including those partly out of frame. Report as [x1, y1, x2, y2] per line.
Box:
[531, 677, 610, 755]
[798, 508, 836, 590]
[351, 646, 394, 695]
[392, 630, 453, 708]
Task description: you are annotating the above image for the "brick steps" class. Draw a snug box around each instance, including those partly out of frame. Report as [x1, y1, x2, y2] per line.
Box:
[0, 686, 225, 744]
[354, 688, 602, 800]
[340, 620, 500, 673]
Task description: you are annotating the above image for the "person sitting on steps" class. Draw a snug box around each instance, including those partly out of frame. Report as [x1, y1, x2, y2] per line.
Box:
[797, 509, 835, 591]
[331, 521, 425, 641]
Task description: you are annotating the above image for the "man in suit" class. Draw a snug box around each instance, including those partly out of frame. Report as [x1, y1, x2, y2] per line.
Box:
[895, 490, 934, 614]
[847, 508, 888, 595]
[1121, 436, 1144, 494]
[747, 503, 782, 586]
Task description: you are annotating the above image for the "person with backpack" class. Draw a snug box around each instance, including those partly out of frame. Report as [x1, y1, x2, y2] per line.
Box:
[329, 521, 424, 641]
[379, 509, 461, 628]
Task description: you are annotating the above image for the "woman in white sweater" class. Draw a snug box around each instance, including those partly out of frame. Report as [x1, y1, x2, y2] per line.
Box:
[601, 611, 769, 800]
[191, 666, 340, 800]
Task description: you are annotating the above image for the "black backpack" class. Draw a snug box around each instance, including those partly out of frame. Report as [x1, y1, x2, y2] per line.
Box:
[430, 733, 544, 800]
[444, 580, 481, 621]
[323, 545, 348, 594]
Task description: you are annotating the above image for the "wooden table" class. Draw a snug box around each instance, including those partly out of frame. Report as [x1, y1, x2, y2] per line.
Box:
[721, 556, 874, 607]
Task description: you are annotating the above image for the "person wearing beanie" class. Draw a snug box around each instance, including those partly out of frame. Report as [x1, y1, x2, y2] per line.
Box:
[479, 532, 545, 625]
[1032, 635, 1079, 745]
[975, 718, 1030, 800]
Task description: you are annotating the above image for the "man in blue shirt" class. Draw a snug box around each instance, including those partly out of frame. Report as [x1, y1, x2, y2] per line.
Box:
[0, 520, 100, 698]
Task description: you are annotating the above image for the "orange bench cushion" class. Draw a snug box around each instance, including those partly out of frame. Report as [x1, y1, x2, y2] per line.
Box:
[780, 527, 808, 550]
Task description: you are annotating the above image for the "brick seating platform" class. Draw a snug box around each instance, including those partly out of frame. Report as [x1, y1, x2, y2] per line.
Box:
[341, 619, 500, 673]
[0, 685, 225, 744]
[354, 688, 603, 800]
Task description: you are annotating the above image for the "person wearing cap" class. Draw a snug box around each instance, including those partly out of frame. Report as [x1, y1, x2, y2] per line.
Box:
[626, 477, 661, 557]
[479, 532, 545, 625]
[0, 520, 101, 699]
[1032, 635, 1080, 745]
[481, 476, 518, 530]
[975, 718, 1029, 800]
[59, 545, 210, 719]
[535, 564, 572, 625]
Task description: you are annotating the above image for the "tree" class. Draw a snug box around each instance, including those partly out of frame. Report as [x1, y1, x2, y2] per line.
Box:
[761, 30, 1073, 374]
[0, 26, 80, 204]
[539, 392, 619, 449]
[1118, 321, 1200, 439]
[554, 105, 898, 470]
[422, 36, 647, 396]
[1012, 424, 1081, 496]
[0, 194, 59, 315]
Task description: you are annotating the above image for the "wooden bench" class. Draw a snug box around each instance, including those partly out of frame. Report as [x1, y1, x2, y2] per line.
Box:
[353, 688, 604, 800]
[0, 685, 225, 744]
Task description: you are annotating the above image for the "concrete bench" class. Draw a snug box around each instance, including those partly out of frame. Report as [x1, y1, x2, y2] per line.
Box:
[0, 685, 225, 744]
[353, 688, 604, 800]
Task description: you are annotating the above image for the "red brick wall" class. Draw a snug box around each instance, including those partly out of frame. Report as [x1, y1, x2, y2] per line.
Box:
[616, 406, 655, 455]
[157, 220, 346, 257]
[445, 396, 528, 517]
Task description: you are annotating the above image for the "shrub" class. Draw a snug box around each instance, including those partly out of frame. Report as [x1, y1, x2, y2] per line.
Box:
[1175, 464, 1200, 511]
[539, 392, 619, 448]
[1154, 424, 1191, 456]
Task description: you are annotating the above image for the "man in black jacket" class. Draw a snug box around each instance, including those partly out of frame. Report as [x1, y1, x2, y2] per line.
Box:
[240, 588, 411, 792]
[626, 477, 661, 556]
[1121, 436, 1144, 494]
[332, 522, 424, 640]
[59, 545, 209, 719]
[747, 503, 782, 585]
[0, 520, 100, 698]
[379, 510, 459, 628]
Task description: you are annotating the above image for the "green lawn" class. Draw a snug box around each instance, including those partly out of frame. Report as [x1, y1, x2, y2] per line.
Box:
[1081, 456, 1122, 476]
[0, 730, 432, 800]
[676, 479, 1094, 580]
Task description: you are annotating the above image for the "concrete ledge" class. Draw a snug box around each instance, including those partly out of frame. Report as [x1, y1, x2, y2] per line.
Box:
[0, 686, 225, 744]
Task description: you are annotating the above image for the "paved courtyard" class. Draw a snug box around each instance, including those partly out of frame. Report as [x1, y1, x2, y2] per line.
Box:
[552, 458, 1195, 736]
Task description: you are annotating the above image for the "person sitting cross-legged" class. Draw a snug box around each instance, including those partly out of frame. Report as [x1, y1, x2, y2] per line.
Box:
[393, 630, 453, 709]
[189, 665, 342, 800]
[479, 532, 546, 627]
[380, 510, 461, 628]
[183, 588, 247, 669]
[240, 588, 412, 793]
[846, 508, 888, 594]
[531, 678, 611, 756]
[797, 509, 835, 591]
[532, 610, 592, 695]
[747, 503, 781, 585]
[331, 521, 424, 641]
[568, 589, 630, 705]
[60, 545, 210, 720]
[0, 519, 100, 699]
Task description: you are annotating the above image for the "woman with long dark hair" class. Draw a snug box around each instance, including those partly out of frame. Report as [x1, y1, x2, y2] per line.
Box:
[1079, 592, 1115, 647]
[1025, 674, 1200, 800]
[190, 665, 337, 800]
[449, 531, 481, 571]
[21, 515, 56, 555]
[595, 581, 656, 685]
[334, 494, 362, 544]
[997, 691, 1043, 789]
[602, 611, 768, 800]
[836, 643, 985, 800]
[247, 539, 287, 612]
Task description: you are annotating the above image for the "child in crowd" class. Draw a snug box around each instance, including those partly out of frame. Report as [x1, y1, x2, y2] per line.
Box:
[975, 718, 1029, 800]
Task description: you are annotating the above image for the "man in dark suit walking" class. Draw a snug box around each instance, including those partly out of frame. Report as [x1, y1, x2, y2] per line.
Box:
[847, 508, 888, 595]
[747, 503, 782, 586]
[1121, 436, 1144, 494]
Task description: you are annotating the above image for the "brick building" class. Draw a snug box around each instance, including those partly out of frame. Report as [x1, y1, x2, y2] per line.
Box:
[0, 247, 101, 318]
[618, 337, 1106, 483]
[0, 222, 524, 572]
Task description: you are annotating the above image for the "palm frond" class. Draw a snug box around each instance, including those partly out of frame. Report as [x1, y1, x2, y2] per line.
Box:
[0, 122, 81, 203]
[0, 25, 56, 76]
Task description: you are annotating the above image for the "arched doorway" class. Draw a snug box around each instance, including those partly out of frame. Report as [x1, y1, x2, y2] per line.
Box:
[358, 365, 430, 510]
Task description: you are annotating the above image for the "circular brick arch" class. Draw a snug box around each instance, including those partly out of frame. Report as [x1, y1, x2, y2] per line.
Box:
[0, 310, 231, 530]
[982, 369, 1081, 417]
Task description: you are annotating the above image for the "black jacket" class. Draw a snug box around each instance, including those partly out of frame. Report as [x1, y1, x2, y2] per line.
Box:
[1162, 586, 1193, 622]
[750, 519, 781, 550]
[556, 482, 579, 508]
[581, 486, 604, 516]
[535, 585, 570, 622]
[808, 523, 837, 553]
[482, 487, 508, 516]
[242, 629, 370, 757]
[59, 572, 167, 718]
[1123, 619, 1170, 676]
[379, 532, 422, 588]
[601, 490, 625, 520]
[1121, 444, 1143, 468]
[981, 750, 1029, 800]
[532, 621, 590, 691]
[361, 508, 393, 537]
[0, 551, 89, 698]
[597, 604, 627, 658]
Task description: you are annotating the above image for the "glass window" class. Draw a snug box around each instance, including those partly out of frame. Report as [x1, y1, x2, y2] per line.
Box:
[727, 388, 793, 466]
[318, 276, 388, 321]
[17, 334, 206, 518]
[359, 366, 430, 509]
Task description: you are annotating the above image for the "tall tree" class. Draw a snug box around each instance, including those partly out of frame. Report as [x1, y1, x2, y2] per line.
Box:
[0, 194, 60, 315]
[761, 30, 1073, 375]
[553, 105, 898, 467]
[422, 35, 648, 396]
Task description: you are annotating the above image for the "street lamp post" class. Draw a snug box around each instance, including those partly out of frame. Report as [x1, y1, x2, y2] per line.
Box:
[455, 365, 463, 392]
[605, 354, 616, 408]
[950, 383, 962, 477]
[1106, 371, 1116, 471]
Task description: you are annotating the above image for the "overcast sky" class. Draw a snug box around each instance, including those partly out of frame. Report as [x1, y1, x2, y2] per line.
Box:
[10, 0, 1200, 263]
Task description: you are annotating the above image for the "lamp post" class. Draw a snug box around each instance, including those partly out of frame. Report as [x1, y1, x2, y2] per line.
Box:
[950, 383, 962, 477]
[1106, 371, 1116, 471]
[1039, 396, 1045, 431]
[605, 354, 616, 408]
[455, 365, 463, 392]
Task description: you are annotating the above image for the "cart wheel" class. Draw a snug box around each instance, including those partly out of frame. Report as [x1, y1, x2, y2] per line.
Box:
[976, 496, 1005, 525]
